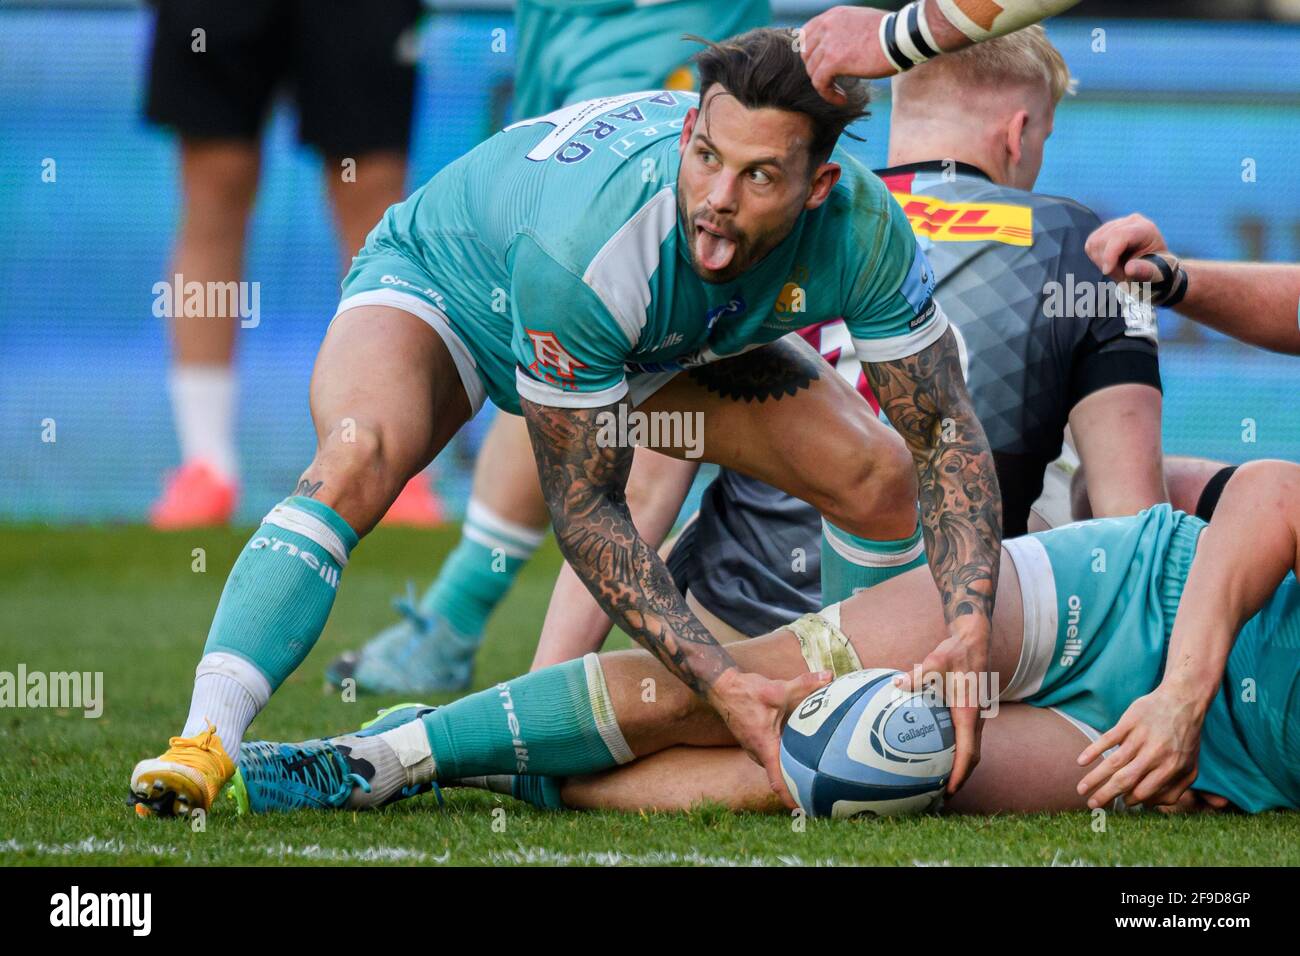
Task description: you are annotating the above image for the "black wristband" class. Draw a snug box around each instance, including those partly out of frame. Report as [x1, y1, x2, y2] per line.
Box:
[1139, 253, 1188, 307]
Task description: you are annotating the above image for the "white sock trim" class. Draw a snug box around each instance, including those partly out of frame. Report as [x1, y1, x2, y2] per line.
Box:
[465, 499, 547, 553]
[263, 502, 351, 567]
[821, 519, 926, 568]
[194, 651, 271, 710]
[582, 653, 635, 765]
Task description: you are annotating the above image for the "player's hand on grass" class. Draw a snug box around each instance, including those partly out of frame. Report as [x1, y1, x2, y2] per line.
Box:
[798, 5, 895, 103]
[1075, 686, 1205, 810]
[1085, 213, 1174, 285]
[896, 627, 991, 795]
[709, 666, 833, 809]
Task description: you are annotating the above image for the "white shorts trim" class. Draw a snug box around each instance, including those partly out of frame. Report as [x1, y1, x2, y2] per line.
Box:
[333, 289, 487, 414]
[1001, 535, 1058, 701]
[1048, 706, 1124, 811]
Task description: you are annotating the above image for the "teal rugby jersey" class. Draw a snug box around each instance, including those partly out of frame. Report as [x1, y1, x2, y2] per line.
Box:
[350, 90, 947, 413]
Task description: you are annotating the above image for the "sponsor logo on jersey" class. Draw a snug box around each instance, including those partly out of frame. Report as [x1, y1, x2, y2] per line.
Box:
[892, 191, 1034, 246]
[525, 328, 587, 390]
[705, 295, 746, 332]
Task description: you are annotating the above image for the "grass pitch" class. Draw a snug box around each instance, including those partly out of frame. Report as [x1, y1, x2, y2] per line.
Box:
[1, 524, 1296, 867]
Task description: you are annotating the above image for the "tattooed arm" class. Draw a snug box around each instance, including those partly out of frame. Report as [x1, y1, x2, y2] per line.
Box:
[520, 395, 828, 802]
[863, 326, 1002, 792]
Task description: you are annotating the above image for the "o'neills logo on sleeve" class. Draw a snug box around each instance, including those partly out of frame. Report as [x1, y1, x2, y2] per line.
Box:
[248, 536, 341, 589]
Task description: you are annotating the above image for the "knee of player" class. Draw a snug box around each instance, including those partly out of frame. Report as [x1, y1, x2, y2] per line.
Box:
[313, 420, 392, 480]
[1224, 460, 1300, 517]
[832, 436, 917, 529]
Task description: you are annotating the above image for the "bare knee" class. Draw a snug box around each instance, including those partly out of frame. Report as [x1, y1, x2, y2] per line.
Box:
[300, 420, 416, 535]
[815, 428, 918, 539]
[1221, 459, 1300, 520]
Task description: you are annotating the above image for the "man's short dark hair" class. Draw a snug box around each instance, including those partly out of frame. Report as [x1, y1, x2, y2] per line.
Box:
[689, 27, 870, 168]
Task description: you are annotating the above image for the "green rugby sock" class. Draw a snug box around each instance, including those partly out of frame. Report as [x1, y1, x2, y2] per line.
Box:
[820, 515, 926, 605]
[421, 499, 544, 640]
[415, 655, 633, 781]
[182, 496, 358, 753]
[203, 496, 358, 688]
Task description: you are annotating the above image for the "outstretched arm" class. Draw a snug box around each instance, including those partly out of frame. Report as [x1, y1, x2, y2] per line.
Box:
[800, 1, 1084, 102]
[864, 326, 1002, 793]
[1077, 460, 1300, 809]
[1086, 213, 1300, 355]
[520, 397, 828, 804]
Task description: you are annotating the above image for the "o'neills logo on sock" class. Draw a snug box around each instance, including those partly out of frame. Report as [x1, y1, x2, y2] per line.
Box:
[50, 886, 151, 936]
[248, 536, 341, 589]
[496, 682, 529, 773]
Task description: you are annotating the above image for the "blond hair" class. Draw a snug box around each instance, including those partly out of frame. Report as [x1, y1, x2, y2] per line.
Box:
[898, 25, 1076, 103]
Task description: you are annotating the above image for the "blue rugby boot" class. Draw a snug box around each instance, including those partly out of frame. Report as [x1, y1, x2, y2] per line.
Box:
[325, 585, 479, 694]
[228, 739, 372, 814]
[229, 703, 443, 814]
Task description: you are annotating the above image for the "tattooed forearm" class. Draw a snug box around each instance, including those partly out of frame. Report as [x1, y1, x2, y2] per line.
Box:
[864, 328, 1002, 630]
[520, 396, 735, 695]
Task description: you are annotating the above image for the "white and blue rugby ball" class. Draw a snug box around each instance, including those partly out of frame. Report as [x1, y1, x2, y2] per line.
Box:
[780, 668, 955, 818]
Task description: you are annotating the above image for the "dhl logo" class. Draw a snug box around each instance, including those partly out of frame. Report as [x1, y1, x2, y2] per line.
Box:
[891, 191, 1034, 247]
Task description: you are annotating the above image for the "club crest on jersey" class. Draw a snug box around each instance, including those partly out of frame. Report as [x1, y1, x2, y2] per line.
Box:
[525, 329, 586, 389]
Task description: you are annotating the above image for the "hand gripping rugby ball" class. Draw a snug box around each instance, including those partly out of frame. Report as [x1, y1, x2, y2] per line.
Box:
[779, 668, 955, 818]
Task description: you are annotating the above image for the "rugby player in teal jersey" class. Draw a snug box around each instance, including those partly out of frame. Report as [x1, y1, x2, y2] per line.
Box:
[328, 0, 771, 697]
[231, 460, 1300, 818]
[129, 29, 1004, 818]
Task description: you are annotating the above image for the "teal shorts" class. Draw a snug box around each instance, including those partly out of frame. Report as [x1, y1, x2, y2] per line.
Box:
[513, 0, 772, 120]
[334, 245, 679, 415]
[1002, 505, 1300, 812]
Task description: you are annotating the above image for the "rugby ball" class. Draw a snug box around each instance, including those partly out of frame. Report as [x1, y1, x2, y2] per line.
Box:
[779, 668, 954, 818]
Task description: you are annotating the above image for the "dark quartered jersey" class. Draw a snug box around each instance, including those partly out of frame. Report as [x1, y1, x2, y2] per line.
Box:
[680, 162, 1162, 634]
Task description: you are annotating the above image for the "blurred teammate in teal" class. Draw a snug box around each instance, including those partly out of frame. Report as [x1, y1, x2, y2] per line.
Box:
[234, 460, 1300, 818]
[129, 29, 1004, 819]
[327, 0, 771, 696]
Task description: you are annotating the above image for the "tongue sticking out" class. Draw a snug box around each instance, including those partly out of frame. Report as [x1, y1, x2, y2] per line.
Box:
[696, 228, 737, 273]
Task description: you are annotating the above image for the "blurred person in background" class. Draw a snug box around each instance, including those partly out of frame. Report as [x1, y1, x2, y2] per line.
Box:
[325, 0, 770, 696]
[144, 0, 440, 528]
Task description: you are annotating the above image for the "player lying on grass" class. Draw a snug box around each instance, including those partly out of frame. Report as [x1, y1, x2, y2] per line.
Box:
[130, 28, 1005, 819]
[231, 460, 1300, 817]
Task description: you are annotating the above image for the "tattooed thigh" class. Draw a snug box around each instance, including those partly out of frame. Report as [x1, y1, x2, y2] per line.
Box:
[684, 335, 824, 403]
